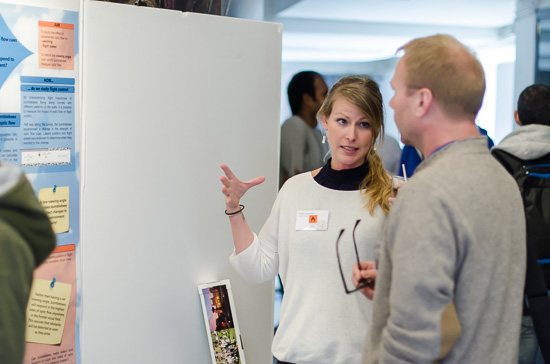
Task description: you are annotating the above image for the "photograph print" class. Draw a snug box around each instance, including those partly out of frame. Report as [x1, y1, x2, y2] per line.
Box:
[198, 279, 245, 364]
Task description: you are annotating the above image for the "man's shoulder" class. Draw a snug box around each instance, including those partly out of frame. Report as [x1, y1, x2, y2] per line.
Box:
[281, 116, 314, 144]
[416, 137, 487, 174]
[415, 141, 516, 196]
[281, 115, 308, 130]
[493, 124, 550, 162]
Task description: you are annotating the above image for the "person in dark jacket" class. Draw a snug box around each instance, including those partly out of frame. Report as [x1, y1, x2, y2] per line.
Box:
[0, 163, 56, 364]
[492, 84, 550, 364]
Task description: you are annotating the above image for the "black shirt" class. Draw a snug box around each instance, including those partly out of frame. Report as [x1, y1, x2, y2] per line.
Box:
[313, 158, 369, 191]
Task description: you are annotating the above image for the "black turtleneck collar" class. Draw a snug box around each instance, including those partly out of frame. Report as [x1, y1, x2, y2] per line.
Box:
[313, 158, 369, 191]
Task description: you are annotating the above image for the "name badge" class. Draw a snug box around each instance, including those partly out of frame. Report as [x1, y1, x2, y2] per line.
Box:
[295, 210, 329, 231]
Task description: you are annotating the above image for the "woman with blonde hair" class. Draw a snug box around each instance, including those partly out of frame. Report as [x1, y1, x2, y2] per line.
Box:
[220, 75, 392, 364]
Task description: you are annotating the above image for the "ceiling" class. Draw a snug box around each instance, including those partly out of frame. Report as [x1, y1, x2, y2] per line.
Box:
[266, 0, 517, 62]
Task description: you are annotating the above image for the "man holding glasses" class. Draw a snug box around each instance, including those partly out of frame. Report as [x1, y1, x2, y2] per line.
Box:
[353, 35, 526, 363]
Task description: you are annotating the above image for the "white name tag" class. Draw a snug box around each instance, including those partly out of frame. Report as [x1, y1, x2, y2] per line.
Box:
[295, 210, 329, 231]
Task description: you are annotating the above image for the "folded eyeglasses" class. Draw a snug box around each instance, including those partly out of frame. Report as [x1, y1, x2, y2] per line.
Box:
[336, 219, 373, 294]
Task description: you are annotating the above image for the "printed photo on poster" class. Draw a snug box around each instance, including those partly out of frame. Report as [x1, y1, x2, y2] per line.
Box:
[198, 280, 245, 364]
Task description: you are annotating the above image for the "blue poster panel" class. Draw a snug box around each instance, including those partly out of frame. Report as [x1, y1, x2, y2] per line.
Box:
[0, 3, 81, 364]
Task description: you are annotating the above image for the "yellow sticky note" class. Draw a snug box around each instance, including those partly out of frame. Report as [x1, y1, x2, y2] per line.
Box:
[38, 186, 69, 234]
[25, 278, 72, 345]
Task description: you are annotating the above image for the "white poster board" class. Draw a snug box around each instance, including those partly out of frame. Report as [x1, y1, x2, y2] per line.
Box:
[81, 3, 281, 363]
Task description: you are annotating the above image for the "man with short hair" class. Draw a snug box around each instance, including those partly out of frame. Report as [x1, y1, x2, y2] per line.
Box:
[492, 84, 550, 364]
[279, 71, 329, 187]
[354, 34, 526, 363]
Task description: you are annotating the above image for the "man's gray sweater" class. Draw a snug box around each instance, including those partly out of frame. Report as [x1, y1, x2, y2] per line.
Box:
[364, 137, 526, 363]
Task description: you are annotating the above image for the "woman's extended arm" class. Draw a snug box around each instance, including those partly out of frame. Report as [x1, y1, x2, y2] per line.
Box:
[219, 163, 265, 254]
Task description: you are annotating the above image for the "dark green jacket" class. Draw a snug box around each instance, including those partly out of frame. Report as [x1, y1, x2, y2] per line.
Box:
[0, 164, 56, 364]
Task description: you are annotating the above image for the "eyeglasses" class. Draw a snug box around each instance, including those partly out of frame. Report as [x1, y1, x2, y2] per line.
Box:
[336, 219, 373, 294]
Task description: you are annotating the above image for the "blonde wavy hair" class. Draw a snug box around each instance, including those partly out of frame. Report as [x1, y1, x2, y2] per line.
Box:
[317, 75, 392, 215]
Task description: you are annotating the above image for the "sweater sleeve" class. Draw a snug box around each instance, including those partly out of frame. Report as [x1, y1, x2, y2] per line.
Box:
[379, 182, 461, 362]
[229, 189, 283, 283]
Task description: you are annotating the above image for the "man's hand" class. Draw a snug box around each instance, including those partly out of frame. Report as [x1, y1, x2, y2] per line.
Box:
[352, 261, 377, 300]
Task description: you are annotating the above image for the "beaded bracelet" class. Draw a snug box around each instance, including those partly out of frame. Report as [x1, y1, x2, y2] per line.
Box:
[225, 204, 245, 216]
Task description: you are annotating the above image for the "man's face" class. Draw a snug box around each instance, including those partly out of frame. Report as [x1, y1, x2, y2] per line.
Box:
[312, 76, 328, 113]
[389, 58, 416, 145]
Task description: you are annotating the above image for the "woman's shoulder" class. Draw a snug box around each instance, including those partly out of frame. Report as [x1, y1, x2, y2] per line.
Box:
[279, 171, 315, 191]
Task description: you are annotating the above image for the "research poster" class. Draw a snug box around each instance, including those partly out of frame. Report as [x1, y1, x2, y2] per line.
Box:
[0, 2, 81, 364]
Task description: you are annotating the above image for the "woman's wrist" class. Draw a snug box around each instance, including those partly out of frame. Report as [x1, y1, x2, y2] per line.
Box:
[225, 204, 245, 216]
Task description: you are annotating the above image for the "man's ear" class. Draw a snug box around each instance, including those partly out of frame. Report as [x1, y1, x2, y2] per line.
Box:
[514, 110, 522, 126]
[303, 93, 314, 109]
[415, 88, 433, 118]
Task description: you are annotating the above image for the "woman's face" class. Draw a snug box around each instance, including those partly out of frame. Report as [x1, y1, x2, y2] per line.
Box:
[322, 96, 374, 170]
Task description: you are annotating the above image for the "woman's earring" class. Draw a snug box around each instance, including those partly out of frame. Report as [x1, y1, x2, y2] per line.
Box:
[322, 130, 327, 144]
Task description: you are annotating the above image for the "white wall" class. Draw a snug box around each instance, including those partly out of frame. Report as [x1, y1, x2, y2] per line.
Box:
[514, 7, 537, 107]
[494, 62, 516, 143]
[476, 44, 516, 144]
[81, 3, 281, 363]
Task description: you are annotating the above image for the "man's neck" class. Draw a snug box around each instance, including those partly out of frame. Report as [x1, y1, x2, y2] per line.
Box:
[419, 120, 480, 157]
[297, 110, 317, 128]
